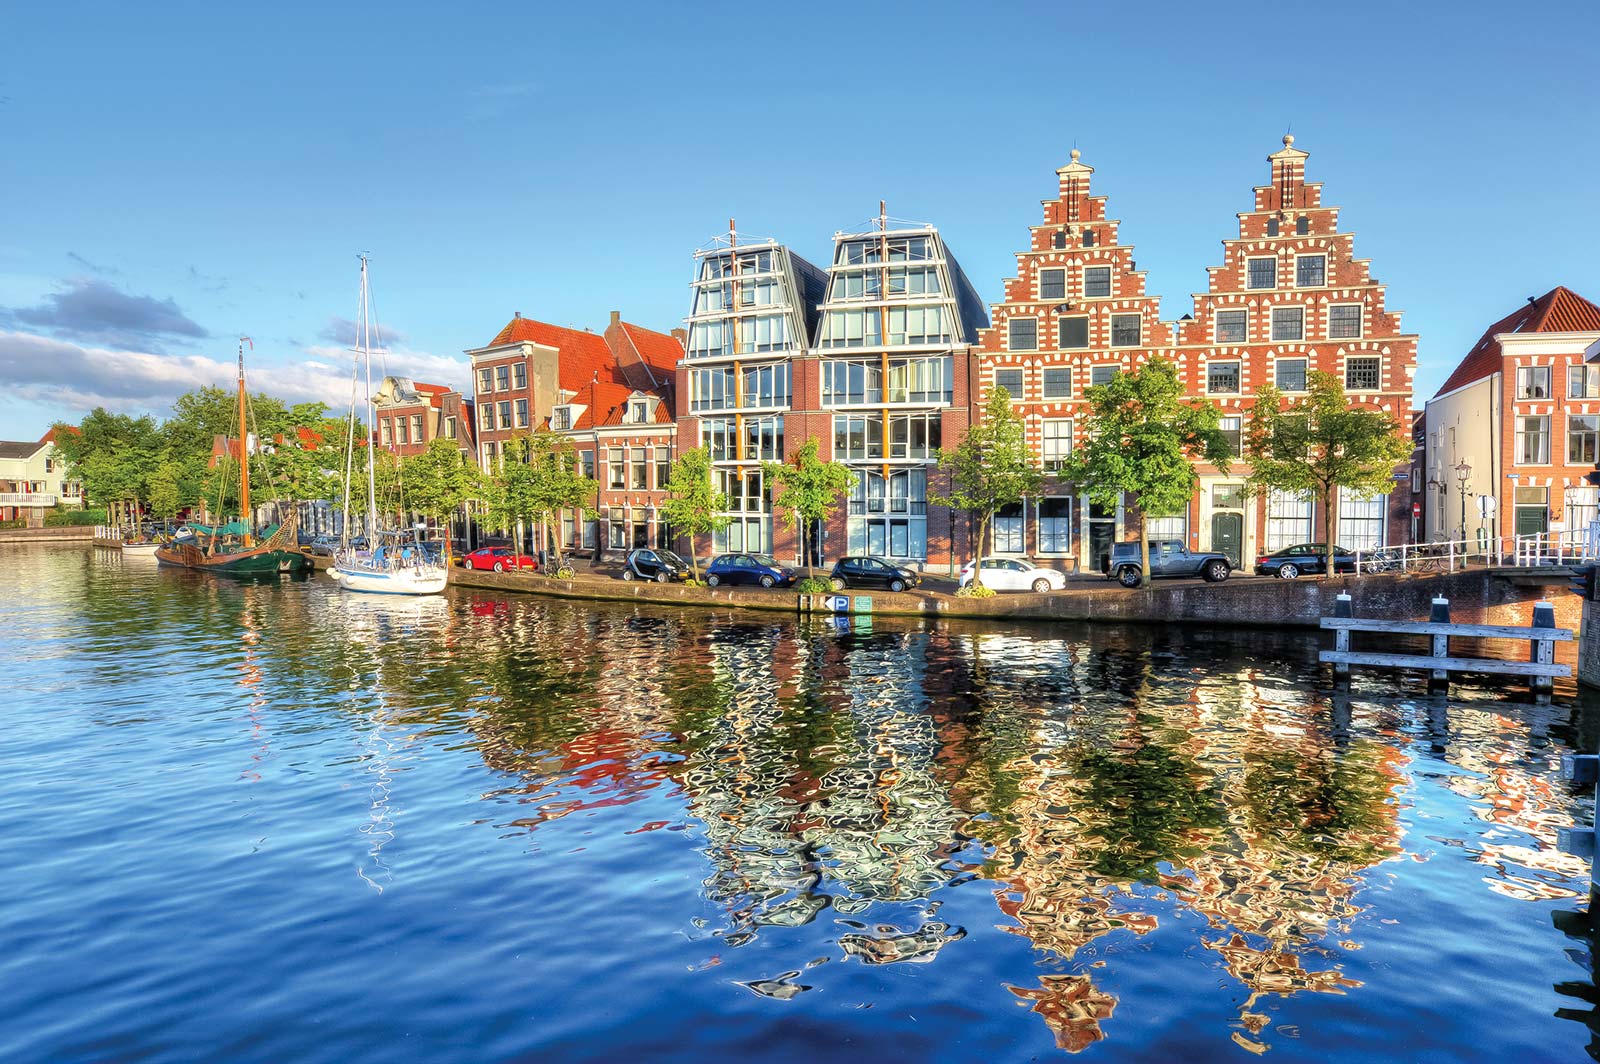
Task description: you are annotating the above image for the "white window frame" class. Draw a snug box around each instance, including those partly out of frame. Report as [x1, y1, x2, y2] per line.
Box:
[1082, 265, 1112, 299]
[1327, 303, 1363, 340]
[1008, 317, 1038, 351]
[1206, 360, 1242, 395]
[1246, 256, 1277, 290]
[1293, 253, 1327, 288]
[1271, 306, 1304, 342]
[1038, 268, 1066, 301]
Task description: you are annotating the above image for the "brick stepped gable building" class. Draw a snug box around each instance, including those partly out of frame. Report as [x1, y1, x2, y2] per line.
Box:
[1423, 287, 1600, 546]
[467, 311, 684, 555]
[675, 227, 827, 558]
[372, 378, 475, 459]
[976, 148, 1175, 571]
[1177, 134, 1417, 561]
[811, 210, 988, 567]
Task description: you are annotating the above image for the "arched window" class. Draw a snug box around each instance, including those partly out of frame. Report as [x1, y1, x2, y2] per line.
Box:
[1296, 217, 1309, 235]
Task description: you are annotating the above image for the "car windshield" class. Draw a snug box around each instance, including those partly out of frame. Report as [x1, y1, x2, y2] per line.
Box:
[656, 550, 684, 566]
[751, 554, 779, 567]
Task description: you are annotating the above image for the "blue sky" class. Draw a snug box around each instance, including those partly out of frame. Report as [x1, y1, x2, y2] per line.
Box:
[2, 0, 1597, 440]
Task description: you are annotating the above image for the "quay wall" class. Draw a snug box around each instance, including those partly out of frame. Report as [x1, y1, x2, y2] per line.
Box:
[0, 526, 97, 545]
[450, 566, 1574, 631]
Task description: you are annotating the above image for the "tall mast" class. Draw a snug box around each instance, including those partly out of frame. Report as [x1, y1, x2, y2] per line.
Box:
[361, 256, 379, 540]
[237, 336, 252, 545]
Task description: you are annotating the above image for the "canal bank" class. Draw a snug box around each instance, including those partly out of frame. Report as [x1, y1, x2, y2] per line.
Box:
[449, 564, 1573, 630]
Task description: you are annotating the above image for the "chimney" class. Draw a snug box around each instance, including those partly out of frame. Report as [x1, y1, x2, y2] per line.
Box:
[514, 311, 521, 319]
[609, 310, 621, 327]
[671, 328, 687, 344]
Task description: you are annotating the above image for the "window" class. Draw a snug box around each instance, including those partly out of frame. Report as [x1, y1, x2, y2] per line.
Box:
[444, 416, 457, 439]
[1517, 366, 1551, 400]
[740, 363, 790, 409]
[1090, 365, 1119, 387]
[495, 365, 510, 391]
[1042, 368, 1071, 399]
[1567, 486, 1598, 534]
[1295, 255, 1326, 287]
[631, 450, 648, 489]
[1247, 257, 1276, 289]
[1271, 306, 1304, 341]
[1276, 358, 1308, 392]
[994, 369, 1024, 399]
[379, 419, 391, 446]
[1052, 231, 1066, 249]
[497, 401, 511, 430]
[1207, 361, 1241, 394]
[1058, 315, 1089, 349]
[992, 503, 1024, 553]
[1516, 415, 1550, 464]
[1082, 230, 1095, 248]
[479, 404, 494, 430]
[514, 399, 528, 428]
[1009, 318, 1038, 351]
[1296, 217, 1309, 235]
[1266, 490, 1313, 551]
[1328, 305, 1362, 339]
[833, 415, 883, 461]
[1110, 314, 1141, 347]
[1216, 309, 1247, 343]
[513, 362, 527, 389]
[1266, 218, 1280, 237]
[481, 443, 495, 469]
[580, 450, 595, 480]
[1213, 483, 1245, 509]
[1218, 417, 1241, 457]
[1083, 266, 1111, 298]
[552, 407, 571, 431]
[887, 413, 939, 459]
[1039, 269, 1065, 300]
[1571, 365, 1600, 399]
[1345, 357, 1381, 391]
[630, 399, 649, 423]
[1570, 415, 1600, 465]
[743, 415, 784, 461]
[1147, 513, 1187, 543]
[1038, 498, 1072, 553]
[411, 414, 424, 441]
[1042, 419, 1073, 470]
[702, 418, 735, 461]
[1338, 488, 1386, 551]
[478, 367, 493, 394]
[608, 447, 625, 489]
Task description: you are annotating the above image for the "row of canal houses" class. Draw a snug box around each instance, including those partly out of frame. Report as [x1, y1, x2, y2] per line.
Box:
[370, 137, 1595, 573]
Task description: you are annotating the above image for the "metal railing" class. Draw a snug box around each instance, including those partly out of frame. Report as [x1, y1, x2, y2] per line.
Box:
[0, 492, 58, 506]
[1349, 522, 1600, 575]
[1511, 525, 1600, 567]
[1353, 537, 1474, 575]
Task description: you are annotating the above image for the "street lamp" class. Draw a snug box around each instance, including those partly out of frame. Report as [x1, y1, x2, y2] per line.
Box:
[1455, 459, 1472, 542]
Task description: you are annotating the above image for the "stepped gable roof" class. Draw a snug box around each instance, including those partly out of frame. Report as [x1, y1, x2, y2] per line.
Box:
[485, 315, 618, 394]
[1434, 287, 1600, 398]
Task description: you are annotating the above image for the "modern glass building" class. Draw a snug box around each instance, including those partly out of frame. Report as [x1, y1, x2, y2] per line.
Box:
[681, 229, 827, 554]
[814, 215, 987, 561]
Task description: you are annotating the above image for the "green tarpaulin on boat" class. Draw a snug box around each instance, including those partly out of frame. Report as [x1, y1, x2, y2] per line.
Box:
[187, 521, 280, 538]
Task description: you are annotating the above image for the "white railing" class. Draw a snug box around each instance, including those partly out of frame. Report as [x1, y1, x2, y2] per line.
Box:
[1353, 537, 1474, 576]
[0, 492, 57, 506]
[1511, 525, 1600, 567]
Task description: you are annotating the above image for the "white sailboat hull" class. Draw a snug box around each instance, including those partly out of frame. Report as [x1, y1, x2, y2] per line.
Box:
[121, 541, 161, 555]
[328, 564, 448, 596]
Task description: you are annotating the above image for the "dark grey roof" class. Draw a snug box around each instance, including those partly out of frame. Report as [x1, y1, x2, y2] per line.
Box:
[0, 440, 46, 460]
[939, 242, 990, 343]
[785, 248, 829, 339]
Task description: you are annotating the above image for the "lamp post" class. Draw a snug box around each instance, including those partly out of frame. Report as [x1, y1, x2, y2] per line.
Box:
[1456, 459, 1472, 543]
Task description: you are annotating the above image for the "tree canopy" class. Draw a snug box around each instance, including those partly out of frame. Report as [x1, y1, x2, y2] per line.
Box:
[763, 438, 853, 568]
[660, 447, 729, 581]
[930, 388, 1043, 561]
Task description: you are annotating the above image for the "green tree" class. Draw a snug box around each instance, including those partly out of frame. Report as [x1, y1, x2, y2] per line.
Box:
[1064, 359, 1231, 588]
[660, 447, 729, 582]
[401, 437, 485, 564]
[763, 438, 854, 568]
[1244, 371, 1412, 575]
[52, 409, 162, 523]
[146, 460, 184, 519]
[930, 388, 1044, 561]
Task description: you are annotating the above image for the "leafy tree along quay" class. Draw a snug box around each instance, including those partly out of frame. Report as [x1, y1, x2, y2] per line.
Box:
[930, 388, 1044, 563]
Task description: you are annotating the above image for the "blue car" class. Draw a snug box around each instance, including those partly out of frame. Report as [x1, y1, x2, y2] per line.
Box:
[705, 552, 797, 589]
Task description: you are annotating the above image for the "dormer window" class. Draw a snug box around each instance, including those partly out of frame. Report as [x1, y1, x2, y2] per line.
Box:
[630, 400, 649, 424]
[553, 407, 572, 431]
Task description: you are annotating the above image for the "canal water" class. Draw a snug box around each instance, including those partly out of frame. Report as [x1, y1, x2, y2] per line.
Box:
[3, 546, 1597, 1063]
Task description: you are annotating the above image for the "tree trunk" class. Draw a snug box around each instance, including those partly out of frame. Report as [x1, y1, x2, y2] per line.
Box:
[690, 532, 701, 582]
[1139, 513, 1152, 589]
[1324, 485, 1337, 578]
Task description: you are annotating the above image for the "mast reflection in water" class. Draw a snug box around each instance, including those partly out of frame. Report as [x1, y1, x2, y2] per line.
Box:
[1, 546, 1596, 1064]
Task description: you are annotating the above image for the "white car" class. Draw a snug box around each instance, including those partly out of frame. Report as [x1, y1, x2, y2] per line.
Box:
[959, 557, 1068, 593]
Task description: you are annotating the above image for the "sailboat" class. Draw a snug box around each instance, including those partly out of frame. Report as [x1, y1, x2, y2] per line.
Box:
[155, 340, 311, 576]
[327, 257, 448, 596]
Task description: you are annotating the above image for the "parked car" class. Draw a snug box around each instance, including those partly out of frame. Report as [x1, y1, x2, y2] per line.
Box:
[959, 556, 1069, 594]
[305, 535, 340, 557]
[705, 553, 797, 588]
[623, 548, 692, 583]
[828, 556, 921, 592]
[1255, 543, 1356, 579]
[461, 546, 538, 572]
[1106, 540, 1232, 588]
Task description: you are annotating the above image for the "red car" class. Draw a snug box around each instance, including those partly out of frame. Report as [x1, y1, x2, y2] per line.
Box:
[460, 547, 538, 572]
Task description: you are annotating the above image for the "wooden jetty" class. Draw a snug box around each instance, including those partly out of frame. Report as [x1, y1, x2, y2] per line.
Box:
[1320, 593, 1570, 697]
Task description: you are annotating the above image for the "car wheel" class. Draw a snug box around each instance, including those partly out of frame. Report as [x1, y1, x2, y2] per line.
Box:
[760, 575, 775, 588]
[1032, 578, 1051, 594]
[1277, 563, 1300, 579]
[889, 579, 906, 592]
[622, 568, 635, 581]
[492, 561, 504, 573]
[1117, 567, 1141, 588]
[830, 577, 846, 591]
[1204, 561, 1230, 582]
[655, 571, 669, 584]
[706, 574, 720, 587]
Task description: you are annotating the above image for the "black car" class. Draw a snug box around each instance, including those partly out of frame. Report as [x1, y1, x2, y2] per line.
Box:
[622, 547, 692, 583]
[828, 556, 920, 592]
[705, 553, 796, 588]
[1254, 543, 1356, 578]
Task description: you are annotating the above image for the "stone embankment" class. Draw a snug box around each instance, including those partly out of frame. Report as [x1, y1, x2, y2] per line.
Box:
[449, 565, 1571, 630]
[0, 526, 97, 545]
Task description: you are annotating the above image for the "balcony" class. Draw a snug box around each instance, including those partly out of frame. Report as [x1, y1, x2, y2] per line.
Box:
[0, 493, 58, 507]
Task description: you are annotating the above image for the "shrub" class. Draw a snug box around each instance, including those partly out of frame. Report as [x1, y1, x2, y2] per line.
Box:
[795, 577, 832, 594]
[955, 583, 997, 598]
[44, 508, 107, 527]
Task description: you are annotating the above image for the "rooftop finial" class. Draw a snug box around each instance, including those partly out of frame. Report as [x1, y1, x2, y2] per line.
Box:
[1070, 148, 1081, 162]
[1284, 133, 1294, 147]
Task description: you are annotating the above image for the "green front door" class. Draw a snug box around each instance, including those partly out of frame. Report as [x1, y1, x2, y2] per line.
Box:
[1515, 505, 1548, 537]
[1211, 512, 1243, 568]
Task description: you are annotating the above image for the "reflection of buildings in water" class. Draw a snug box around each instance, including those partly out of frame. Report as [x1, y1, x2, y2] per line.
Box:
[1006, 975, 1118, 1055]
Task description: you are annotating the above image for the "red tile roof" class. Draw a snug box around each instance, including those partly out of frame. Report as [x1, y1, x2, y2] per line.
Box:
[486, 316, 616, 395]
[1434, 286, 1600, 397]
[618, 322, 684, 382]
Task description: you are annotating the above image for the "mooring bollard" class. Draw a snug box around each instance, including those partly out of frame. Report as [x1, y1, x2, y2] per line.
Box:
[1531, 600, 1556, 699]
[1429, 597, 1451, 695]
[1333, 593, 1353, 687]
